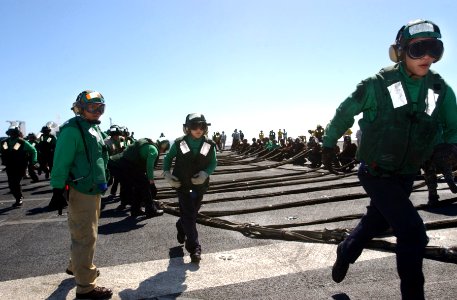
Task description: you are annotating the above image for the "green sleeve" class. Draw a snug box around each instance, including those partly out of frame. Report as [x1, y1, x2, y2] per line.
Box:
[205, 147, 218, 175]
[439, 85, 457, 144]
[50, 127, 79, 189]
[97, 127, 109, 169]
[162, 142, 178, 172]
[23, 140, 38, 164]
[140, 144, 158, 180]
[323, 79, 377, 148]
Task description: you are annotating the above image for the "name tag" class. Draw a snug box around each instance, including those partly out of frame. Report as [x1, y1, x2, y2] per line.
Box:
[200, 142, 211, 156]
[425, 88, 438, 116]
[89, 127, 103, 142]
[180, 141, 191, 154]
[387, 82, 407, 109]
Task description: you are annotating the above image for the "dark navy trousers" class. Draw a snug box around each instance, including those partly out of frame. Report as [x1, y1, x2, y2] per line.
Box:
[176, 190, 204, 254]
[340, 165, 428, 300]
[6, 165, 26, 201]
[108, 159, 155, 213]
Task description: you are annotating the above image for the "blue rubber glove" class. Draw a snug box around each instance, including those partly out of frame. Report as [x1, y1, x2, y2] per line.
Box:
[98, 183, 108, 192]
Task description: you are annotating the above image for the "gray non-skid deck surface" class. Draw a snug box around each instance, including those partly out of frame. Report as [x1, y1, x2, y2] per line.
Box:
[0, 151, 456, 299]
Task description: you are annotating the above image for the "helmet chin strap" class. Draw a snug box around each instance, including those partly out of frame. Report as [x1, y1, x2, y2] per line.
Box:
[87, 119, 101, 125]
[80, 115, 101, 125]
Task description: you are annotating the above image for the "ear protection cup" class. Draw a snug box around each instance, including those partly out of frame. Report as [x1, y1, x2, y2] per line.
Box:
[389, 25, 405, 63]
[71, 101, 82, 114]
[389, 44, 400, 62]
[71, 91, 89, 115]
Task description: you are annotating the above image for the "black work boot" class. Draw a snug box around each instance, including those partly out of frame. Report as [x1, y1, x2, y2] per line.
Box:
[12, 197, 23, 207]
[116, 203, 127, 211]
[332, 243, 350, 283]
[75, 286, 113, 299]
[130, 209, 145, 217]
[190, 247, 202, 263]
[144, 201, 164, 218]
[144, 209, 164, 218]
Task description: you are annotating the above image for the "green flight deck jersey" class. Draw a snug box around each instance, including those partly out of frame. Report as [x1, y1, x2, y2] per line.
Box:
[51, 116, 109, 194]
[323, 63, 457, 175]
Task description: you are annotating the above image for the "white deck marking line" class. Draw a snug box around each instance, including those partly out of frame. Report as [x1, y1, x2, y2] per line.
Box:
[0, 241, 392, 300]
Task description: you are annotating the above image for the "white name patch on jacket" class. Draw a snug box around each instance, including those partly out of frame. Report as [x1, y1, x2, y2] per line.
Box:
[180, 140, 191, 154]
[200, 142, 211, 156]
[89, 127, 103, 143]
[426, 89, 439, 116]
[388, 82, 407, 109]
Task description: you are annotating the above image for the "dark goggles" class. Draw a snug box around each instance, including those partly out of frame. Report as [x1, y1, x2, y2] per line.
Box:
[406, 39, 443, 60]
[84, 103, 105, 114]
[189, 122, 207, 131]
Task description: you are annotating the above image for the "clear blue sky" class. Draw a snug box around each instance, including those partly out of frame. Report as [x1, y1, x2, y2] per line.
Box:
[2, 0, 457, 142]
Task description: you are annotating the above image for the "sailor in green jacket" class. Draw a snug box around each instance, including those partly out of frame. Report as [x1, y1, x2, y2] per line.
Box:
[163, 113, 217, 263]
[25, 132, 40, 183]
[50, 90, 112, 300]
[104, 125, 125, 199]
[37, 125, 57, 179]
[322, 20, 457, 300]
[108, 138, 164, 218]
[1, 126, 38, 207]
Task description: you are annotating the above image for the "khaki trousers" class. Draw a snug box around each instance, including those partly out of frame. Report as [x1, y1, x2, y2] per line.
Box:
[66, 186, 101, 294]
